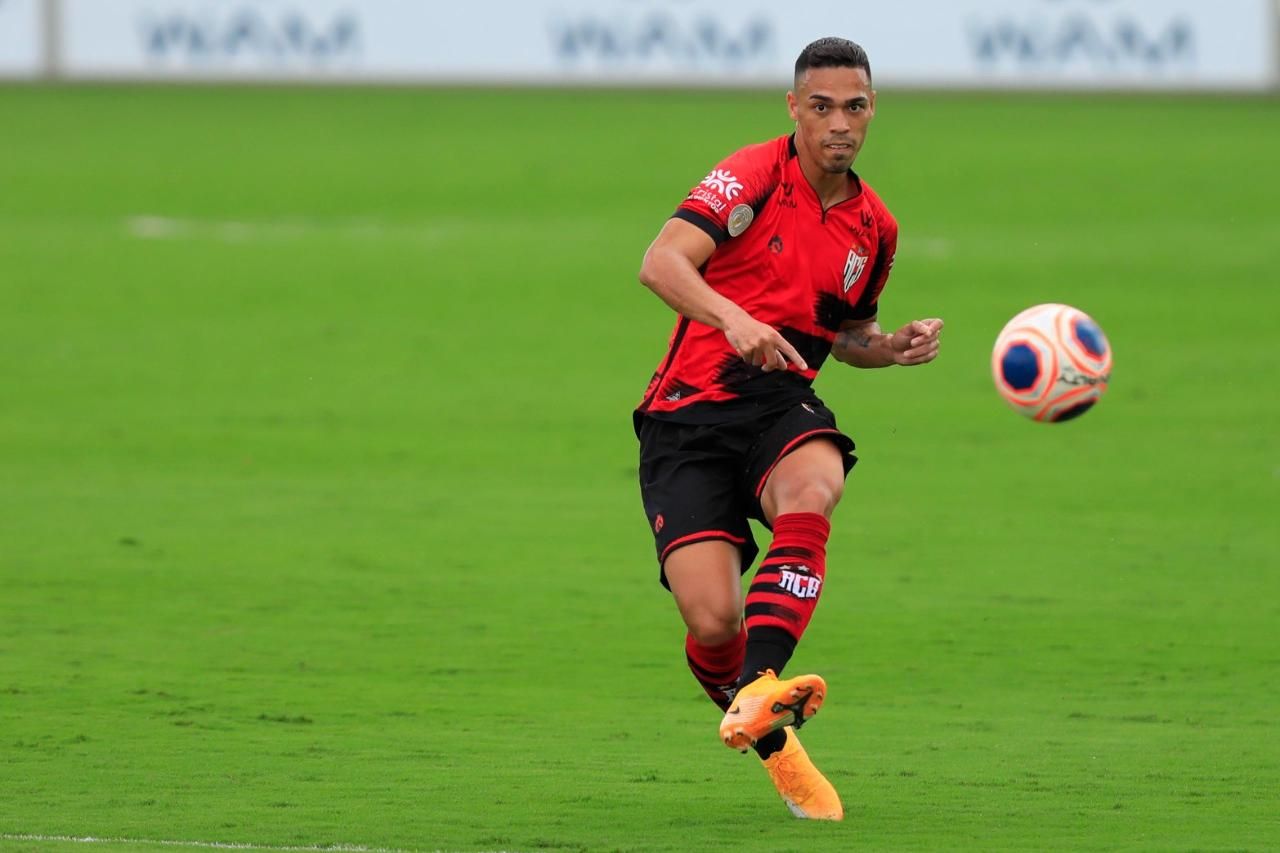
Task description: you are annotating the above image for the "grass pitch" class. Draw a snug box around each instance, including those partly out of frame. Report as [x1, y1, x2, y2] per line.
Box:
[1, 86, 1278, 852]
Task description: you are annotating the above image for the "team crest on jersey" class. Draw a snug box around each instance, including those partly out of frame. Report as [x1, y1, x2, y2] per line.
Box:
[701, 168, 743, 201]
[842, 245, 868, 293]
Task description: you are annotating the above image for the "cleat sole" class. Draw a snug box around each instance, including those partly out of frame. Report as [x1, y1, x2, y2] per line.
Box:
[719, 672, 827, 751]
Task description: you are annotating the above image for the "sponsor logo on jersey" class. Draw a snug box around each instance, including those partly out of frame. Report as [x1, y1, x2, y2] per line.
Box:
[700, 169, 743, 201]
[842, 246, 868, 293]
[689, 186, 725, 214]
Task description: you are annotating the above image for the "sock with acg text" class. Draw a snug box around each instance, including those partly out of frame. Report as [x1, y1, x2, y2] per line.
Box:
[738, 512, 831, 690]
[685, 626, 788, 759]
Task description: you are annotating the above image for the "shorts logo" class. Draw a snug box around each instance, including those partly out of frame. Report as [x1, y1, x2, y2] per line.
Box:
[842, 245, 868, 293]
[778, 565, 821, 599]
[700, 168, 743, 201]
[654, 514, 665, 533]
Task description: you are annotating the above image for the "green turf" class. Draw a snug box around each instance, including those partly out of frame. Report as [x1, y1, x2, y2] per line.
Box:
[1, 85, 1278, 852]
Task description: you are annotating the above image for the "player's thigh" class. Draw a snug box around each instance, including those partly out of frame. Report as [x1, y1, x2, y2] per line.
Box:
[663, 540, 743, 646]
[744, 400, 857, 524]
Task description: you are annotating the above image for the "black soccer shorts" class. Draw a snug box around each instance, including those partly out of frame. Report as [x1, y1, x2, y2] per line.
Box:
[635, 397, 857, 588]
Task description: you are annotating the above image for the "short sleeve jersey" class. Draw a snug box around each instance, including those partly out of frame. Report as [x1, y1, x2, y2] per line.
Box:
[636, 134, 898, 422]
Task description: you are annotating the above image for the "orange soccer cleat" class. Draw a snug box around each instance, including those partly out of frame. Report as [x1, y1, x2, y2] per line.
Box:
[761, 727, 844, 820]
[718, 669, 825, 752]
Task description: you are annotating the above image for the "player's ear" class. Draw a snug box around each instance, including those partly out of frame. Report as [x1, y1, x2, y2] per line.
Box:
[786, 90, 799, 122]
[868, 90, 877, 118]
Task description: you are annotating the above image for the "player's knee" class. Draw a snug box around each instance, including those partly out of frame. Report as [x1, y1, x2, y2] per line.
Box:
[685, 612, 742, 647]
[776, 478, 843, 517]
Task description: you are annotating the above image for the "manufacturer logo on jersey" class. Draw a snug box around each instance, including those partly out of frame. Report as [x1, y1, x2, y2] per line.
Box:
[769, 235, 783, 254]
[842, 246, 868, 293]
[700, 169, 743, 201]
[654, 514, 665, 533]
[727, 204, 754, 237]
[778, 565, 822, 599]
[777, 181, 797, 208]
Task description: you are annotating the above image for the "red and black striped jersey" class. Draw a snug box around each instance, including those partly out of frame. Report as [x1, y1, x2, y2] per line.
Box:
[637, 134, 898, 423]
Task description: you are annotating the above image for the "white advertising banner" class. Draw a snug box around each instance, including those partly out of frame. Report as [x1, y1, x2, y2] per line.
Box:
[57, 0, 1278, 89]
[0, 0, 41, 77]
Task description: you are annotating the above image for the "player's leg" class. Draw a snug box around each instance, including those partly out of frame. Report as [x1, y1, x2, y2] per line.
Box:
[719, 402, 854, 752]
[664, 540, 745, 712]
[667, 540, 799, 764]
[635, 414, 760, 720]
[745, 437, 846, 683]
[718, 438, 843, 751]
[703, 403, 851, 820]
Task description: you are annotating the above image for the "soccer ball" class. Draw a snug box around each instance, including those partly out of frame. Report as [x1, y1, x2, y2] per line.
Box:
[991, 303, 1112, 422]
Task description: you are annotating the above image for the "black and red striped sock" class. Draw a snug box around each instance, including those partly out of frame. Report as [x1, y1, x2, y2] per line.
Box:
[739, 512, 830, 690]
[684, 626, 745, 713]
[685, 626, 788, 759]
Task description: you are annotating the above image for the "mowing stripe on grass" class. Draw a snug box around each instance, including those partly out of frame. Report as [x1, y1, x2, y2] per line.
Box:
[0, 834, 522, 853]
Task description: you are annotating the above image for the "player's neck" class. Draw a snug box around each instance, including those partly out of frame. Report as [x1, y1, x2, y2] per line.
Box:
[798, 157, 856, 210]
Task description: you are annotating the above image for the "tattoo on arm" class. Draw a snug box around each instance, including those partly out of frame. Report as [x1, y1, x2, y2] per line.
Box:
[835, 328, 873, 350]
[833, 322, 894, 368]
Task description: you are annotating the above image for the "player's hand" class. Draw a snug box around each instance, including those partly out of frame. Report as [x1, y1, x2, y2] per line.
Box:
[724, 314, 809, 373]
[888, 318, 944, 366]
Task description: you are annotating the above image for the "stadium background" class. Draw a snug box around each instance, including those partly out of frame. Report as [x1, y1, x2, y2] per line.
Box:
[2, 1, 1278, 851]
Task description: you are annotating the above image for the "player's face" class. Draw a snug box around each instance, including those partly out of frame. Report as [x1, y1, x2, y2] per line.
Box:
[787, 66, 876, 174]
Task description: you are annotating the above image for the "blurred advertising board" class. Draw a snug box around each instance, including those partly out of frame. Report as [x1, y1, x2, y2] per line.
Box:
[0, 0, 41, 77]
[54, 0, 1279, 89]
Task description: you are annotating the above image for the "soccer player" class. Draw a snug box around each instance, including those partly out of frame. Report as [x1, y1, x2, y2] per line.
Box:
[633, 37, 943, 820]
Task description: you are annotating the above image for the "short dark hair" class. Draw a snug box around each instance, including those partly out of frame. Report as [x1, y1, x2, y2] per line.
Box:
[794, 37, 871, 84]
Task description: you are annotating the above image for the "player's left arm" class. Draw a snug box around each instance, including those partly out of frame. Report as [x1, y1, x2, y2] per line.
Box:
[828, 205, 942, 368]
[831, 316, 943, 368]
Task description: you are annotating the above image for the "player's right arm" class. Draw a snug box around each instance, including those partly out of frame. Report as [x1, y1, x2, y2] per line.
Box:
[639, 219, 808, 373]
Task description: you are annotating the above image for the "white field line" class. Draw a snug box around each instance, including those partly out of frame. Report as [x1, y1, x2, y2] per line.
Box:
[0, 834, 522, 853]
